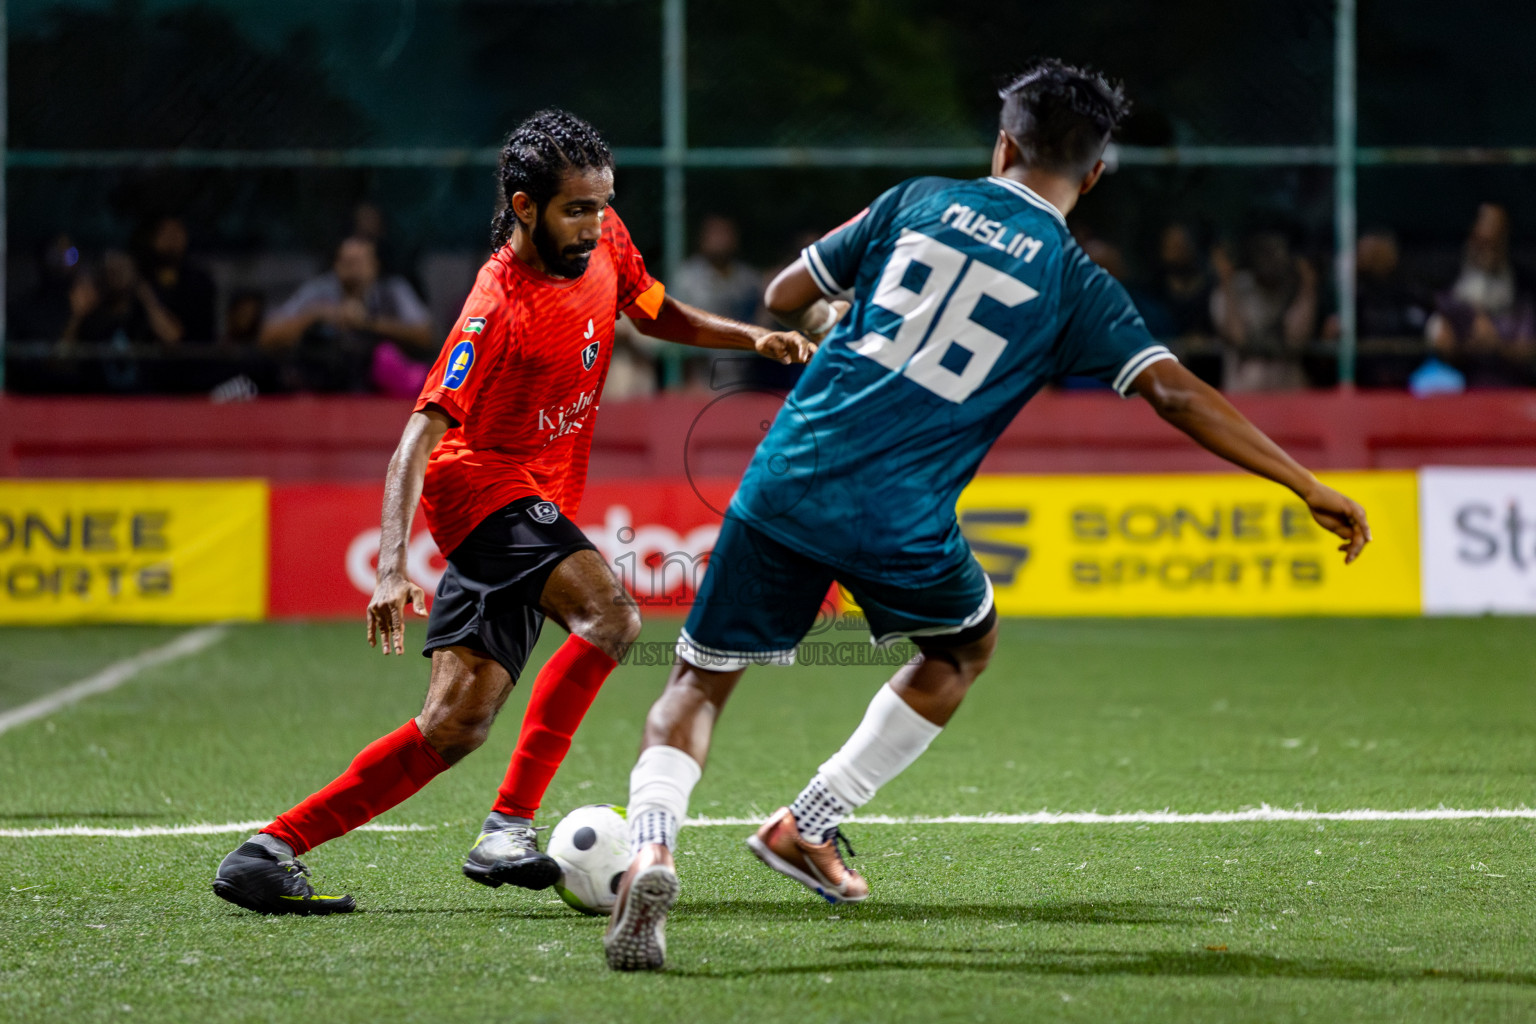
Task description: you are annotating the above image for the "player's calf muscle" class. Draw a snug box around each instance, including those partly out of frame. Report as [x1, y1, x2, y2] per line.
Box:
[416, 649, 515, 763]
[641, 665, 740, 762]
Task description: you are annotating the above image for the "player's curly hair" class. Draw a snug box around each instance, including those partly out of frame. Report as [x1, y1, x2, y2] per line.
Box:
[490, 109, 614, 249]
[997, 60, 1131, 178]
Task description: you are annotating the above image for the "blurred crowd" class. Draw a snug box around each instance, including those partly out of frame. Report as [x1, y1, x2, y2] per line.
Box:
[1079, 201, 1534, 394]
[10, 200, 1534, 398]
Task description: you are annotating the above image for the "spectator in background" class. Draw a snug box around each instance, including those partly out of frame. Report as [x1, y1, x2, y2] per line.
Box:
[1141, 223, 1213, 340]
[1210, 230, 1318, 391]
[1427, 203, 1536, 387]
[1322, 228, 1431, 389]
[61, 250, 183, 347]
[136, 215, 217, 344]
[672, 214, 762, 324]
[1352, 229, 1430, 339]
[260, 236, 434, 393]
[351, 200, 414, 286]
[669, 215, 764, 388]
[1132, 223, 1218, 385]
[1081, 237, 1127, 282]
[222, 289, 266, 346]
[11, 234, 83, 341]
[353, 202, 386, 246]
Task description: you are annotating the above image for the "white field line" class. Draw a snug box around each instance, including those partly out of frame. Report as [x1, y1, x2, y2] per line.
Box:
[0, 625, 230, 737]
[2, 805, 1534, 838]
[688, 806, 1536, 827]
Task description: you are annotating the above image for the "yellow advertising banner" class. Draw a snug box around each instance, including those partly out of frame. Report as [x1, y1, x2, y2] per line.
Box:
[0, 481, 268, 623]
[956, 471, 1420, 615]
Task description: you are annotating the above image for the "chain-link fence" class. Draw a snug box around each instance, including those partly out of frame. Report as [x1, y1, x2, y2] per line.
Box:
[5, 0, 1533, 393]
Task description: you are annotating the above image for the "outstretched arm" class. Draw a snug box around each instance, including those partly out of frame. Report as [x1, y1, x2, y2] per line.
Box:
[1130, 359, 1371, 563]
[632, 293, 817, 365]
[367, 406, 452, 654]
[764, 258, 850, 341]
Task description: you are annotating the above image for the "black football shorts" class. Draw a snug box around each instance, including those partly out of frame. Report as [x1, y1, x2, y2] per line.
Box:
[422, 496, 597, 679]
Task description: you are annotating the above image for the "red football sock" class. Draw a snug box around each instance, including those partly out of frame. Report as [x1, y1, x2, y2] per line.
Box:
[492, 635, 617, 820]
[264, 719, 449, 855]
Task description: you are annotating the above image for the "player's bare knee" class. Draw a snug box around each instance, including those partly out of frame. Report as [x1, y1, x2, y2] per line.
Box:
[571, 600, 642, 660]
[608, 600, 643, 648]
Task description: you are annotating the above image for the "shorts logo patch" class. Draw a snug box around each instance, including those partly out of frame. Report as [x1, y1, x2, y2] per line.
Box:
[462, 316, 487, 334]
[528, 501, 560, 525]
[582, 339, 600, 371]
[444, 340, 475, 390]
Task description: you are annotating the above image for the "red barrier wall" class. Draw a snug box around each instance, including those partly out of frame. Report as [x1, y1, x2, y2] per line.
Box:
[267, 479, 735, 618]
[2, 390, 1534, 480]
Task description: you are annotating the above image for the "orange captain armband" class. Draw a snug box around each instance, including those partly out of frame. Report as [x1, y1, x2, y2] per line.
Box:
[625, 281, 666, 320]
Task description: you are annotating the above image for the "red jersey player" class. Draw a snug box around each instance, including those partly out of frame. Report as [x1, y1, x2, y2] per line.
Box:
[213, 110, 815, 914]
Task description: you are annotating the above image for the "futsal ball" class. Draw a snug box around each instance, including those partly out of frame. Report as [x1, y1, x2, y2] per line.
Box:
[549, 804, 630, 916]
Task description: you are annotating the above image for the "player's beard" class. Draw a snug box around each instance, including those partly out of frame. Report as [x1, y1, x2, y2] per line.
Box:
[533, 211, 597, 278]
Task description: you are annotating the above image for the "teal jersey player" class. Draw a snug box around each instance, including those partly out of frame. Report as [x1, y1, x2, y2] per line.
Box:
[733, 172, 1174, 585]
[607, 61, 1370, 973]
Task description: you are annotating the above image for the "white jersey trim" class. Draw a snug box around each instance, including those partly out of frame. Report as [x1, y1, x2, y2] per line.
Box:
[985, 176, 1068, 227]
[677, 629, 798, 671]
[802, 243, 848, 298]
[871, 574, 996, 648]
[1112, 344, 1178, 396]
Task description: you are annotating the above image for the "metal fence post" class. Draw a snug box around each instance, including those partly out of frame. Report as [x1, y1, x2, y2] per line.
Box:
[660, 0, 686, 387]
[1, 0, 9, 392]
[1335, 0, 1357, 388]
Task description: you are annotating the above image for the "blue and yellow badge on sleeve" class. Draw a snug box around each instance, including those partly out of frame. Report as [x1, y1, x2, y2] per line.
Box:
[444, 340, 475, 390]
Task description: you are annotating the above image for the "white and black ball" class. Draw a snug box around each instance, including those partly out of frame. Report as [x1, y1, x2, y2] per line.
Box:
[548, 804, 630, 916]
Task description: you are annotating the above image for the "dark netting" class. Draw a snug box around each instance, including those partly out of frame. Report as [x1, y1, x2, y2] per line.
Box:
[6, 0, 1533, 393]
[688, 0, 1336, 148]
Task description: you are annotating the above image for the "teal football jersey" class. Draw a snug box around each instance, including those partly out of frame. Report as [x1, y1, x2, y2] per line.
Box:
[731, 175, 1175, 584]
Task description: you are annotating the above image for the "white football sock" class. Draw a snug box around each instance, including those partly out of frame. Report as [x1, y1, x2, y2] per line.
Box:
[626, 744, 702, 855]
[794, 684, 943, 843]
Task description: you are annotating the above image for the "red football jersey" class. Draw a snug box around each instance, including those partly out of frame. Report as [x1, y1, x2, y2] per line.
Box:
[413, 209, 664, 556]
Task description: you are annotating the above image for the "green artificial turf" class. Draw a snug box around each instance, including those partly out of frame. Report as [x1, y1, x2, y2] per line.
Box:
[1, 619, 1533, 1022]
[0, 625, 190, 710]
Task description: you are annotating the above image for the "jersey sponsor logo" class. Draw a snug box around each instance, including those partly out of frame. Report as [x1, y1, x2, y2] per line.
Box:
[583, 318, 595, 340]
[537, 387, 598, 441]
[462, 316, 487, 334]
[582, 339, 600, 371]
[528, 501, 560, 525]
[443, 340, 475, 390]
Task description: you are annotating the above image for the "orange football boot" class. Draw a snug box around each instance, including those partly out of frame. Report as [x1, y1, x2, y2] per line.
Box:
[745, 807, 869, 904]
